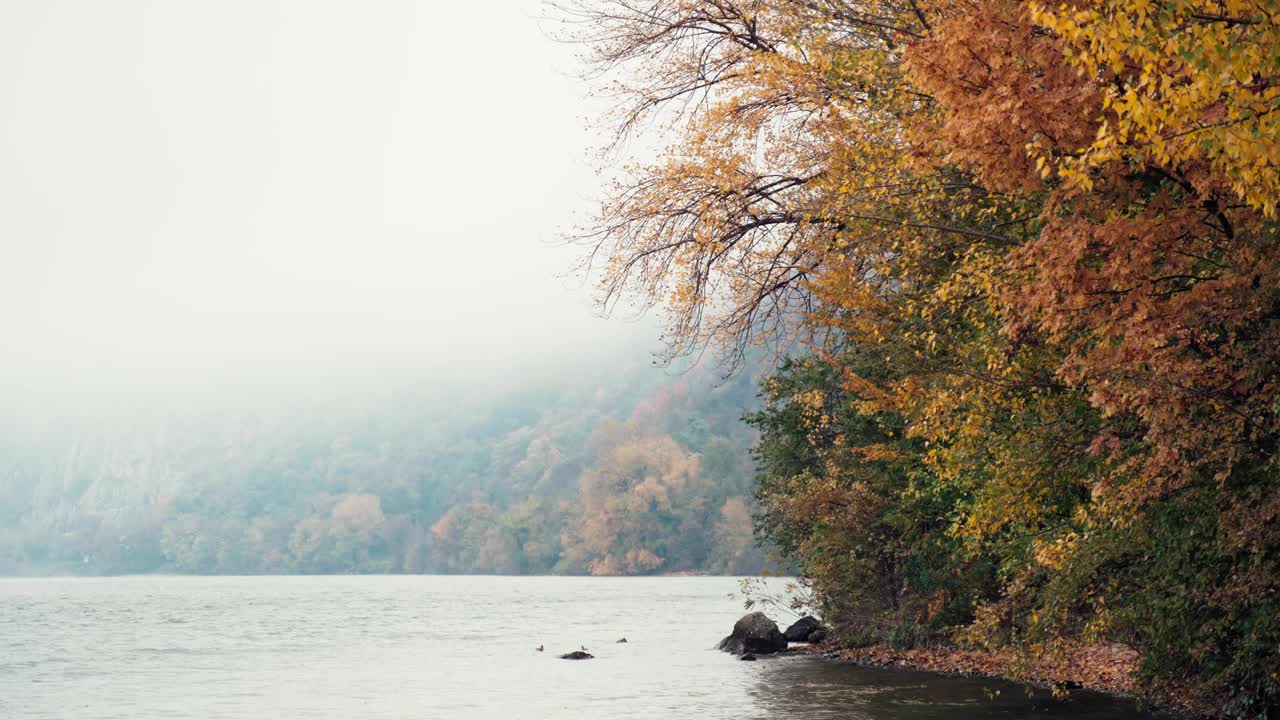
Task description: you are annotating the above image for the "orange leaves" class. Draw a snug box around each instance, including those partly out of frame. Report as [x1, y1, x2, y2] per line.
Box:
[575, 423, 705, 574]
[1010, 177, 1280, 506]
[571, 3, 1280, 702]
[906, 0, 1280, 521]
[906, 0, 1102, 192]
[830, 641, 1145, 699]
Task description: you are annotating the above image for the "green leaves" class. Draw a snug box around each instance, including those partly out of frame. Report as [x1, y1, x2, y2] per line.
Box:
[569, 1, 1280, 711]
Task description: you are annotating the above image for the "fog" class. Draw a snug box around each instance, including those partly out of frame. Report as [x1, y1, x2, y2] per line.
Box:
[0, 1, 772, 583]
[0, 0, 650, 413]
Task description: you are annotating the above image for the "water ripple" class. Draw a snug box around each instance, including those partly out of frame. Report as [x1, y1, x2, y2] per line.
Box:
[0, 576, 1164, 720]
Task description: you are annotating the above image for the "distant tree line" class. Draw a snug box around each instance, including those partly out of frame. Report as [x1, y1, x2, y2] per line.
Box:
[0, 363, 772, 577]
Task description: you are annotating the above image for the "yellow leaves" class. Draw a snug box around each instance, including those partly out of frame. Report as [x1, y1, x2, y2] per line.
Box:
[1031, 0, 1280, 215]
[795, 388, 827, 415]
[573, 0, 949, 370]
[855, 443, 904, 462]
[793, 388, 837, 444]
[1033, 531, 1081, 571]
[579, 5, 1280, 678]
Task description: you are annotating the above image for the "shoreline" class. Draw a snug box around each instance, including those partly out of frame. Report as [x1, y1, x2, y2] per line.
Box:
[790, 641, 1217, 719]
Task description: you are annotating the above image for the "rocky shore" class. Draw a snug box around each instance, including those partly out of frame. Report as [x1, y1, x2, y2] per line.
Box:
[718, 612, 1216, 719]
[798, 641, 1216, 719]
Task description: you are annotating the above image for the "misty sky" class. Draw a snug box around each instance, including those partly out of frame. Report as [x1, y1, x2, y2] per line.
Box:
[0, 0, 651, 402]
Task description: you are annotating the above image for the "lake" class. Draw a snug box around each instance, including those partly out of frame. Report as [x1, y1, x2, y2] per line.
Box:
[0, 575, 1162, 719]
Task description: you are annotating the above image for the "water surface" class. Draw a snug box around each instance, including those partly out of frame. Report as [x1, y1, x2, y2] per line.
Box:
[0, 576, 1161, 719]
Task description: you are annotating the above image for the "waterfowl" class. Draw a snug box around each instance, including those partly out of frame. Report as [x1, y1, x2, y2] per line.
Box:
[536, 645, 544, 652]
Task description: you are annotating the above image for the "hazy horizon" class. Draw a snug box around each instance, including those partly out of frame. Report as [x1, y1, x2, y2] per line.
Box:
[1, 0, 655, 410]
[0, 0, 772, 587]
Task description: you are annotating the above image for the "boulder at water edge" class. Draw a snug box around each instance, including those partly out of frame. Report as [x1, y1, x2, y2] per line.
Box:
[783, 616, 824, 643]
[717, 612, 788, 655]
[559, 650, 594, 660]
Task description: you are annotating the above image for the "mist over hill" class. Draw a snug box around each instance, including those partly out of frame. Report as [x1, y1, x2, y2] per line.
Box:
[0, 358, 772, 576]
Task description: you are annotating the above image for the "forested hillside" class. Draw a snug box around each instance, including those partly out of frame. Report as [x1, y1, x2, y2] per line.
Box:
[0, 361, 769, 576]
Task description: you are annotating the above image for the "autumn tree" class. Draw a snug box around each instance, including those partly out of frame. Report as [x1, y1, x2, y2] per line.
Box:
[902, 2, 1279, 704]
[567, 0, 1280, 711]
[429, 503, 523, 574]
[568, 421, 705, 574]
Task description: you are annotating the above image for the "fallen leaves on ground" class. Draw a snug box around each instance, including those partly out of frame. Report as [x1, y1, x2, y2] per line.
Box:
[796, 641, 1215, 717]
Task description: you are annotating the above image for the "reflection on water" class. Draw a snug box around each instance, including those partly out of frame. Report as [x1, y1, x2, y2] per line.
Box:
[0, 576, 1163, 720]
[751, 656, 1160, 720]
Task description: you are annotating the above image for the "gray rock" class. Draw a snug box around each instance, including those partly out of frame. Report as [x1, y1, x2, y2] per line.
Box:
[740, 653, 758, 661]
[783, 615, 824, 642]
[717, 612, 788, 655]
